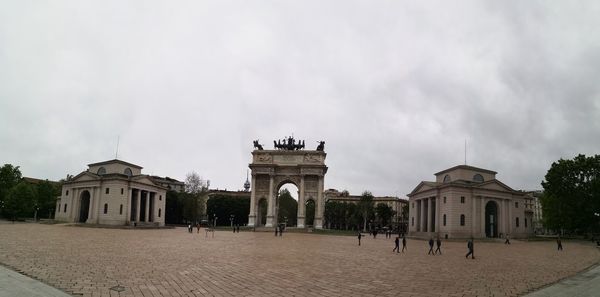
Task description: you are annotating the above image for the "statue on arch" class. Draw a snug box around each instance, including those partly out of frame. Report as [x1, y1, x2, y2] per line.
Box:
[253, 140, 264, 150]
[316, 141, 325, 151]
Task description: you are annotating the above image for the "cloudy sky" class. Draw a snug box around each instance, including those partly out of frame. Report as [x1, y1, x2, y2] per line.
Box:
[1, 1, 599, 197]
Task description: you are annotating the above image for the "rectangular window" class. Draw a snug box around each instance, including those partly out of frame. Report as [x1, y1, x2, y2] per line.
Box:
[106, 188, 109, 194]
[121, 188, 124, 195]
[66, 190, 69, 196]
[515, 202, 519, 208]
[63, 204, 67, 212]
[460, 196, 465, 203]
[443, 196, 446, 203]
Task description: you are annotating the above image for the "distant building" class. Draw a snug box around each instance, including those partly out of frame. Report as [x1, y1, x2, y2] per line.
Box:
[150, 176, 185, 193]
[408, 165, 533, 239]
[324, 189, 409, 230]
[22, 177, 59, 186]
[54, 159, 167, 226]
[525, 190, 545, 234]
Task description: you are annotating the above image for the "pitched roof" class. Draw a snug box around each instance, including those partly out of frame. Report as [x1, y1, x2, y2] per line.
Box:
[434, 165, 497, 176]
[87, 159, 143, 169]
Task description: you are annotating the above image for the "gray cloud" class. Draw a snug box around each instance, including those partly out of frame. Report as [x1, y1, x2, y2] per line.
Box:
[1, 1, 599, 197]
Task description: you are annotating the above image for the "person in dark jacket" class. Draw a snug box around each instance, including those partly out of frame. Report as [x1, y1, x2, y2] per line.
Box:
[434, 237, 442, 255]
[466, 238, 475, 259]
[393, 236, 400, 253]
[428, 238, 434, 255]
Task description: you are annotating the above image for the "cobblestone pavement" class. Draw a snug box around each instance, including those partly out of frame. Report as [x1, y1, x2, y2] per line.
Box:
[1, 223, 599, 297]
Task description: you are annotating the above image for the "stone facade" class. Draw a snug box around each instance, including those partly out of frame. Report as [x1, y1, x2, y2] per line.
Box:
[408, 165, 533, 239]
[248, 150, 327, 229]
[54, 159, 167, 226]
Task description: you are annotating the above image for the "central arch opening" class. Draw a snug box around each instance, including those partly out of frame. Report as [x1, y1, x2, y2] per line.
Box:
[277, 183, 298, 227]
[79, 190, 90, 223]
[485, 201, 499, 238]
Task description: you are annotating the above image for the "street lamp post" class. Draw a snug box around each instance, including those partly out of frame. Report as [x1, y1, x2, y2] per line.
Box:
[230, 214, 235, 228]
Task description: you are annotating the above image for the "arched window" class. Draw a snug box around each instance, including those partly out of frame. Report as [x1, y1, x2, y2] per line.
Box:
[443, 214, 446, 226]
[460, 214, 465, 226]
[64, 204, 67, 212]
[443, 175, 451, 183]
[119, 204, 123, 215]
[516, 217, 520, 227]
[124, 168, 132, 177]
[97, 167, 106, 175]
[103, 203, 108, 214]
[159, 195, 162, 201]
[158, 208, 162, 218]
[473, 174, 484, 182]
[65, 190, 69, 196]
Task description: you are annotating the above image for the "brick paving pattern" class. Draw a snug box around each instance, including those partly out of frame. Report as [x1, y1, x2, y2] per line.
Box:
[1, 223, 599, 297]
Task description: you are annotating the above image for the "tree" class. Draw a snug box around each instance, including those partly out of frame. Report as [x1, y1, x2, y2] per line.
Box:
[357, 191, 375, 231]
[183, 172, 209, 223]
[375, 203, 395, 227]
[206, 194, 250, 226]
[35, 180, 59, 219]
[165, 190, 185, 224]
[4, 181, 35, 221]
[541, 154, 600, 234]
[0, 164, 22, 217]
[277, 189, 298, 226]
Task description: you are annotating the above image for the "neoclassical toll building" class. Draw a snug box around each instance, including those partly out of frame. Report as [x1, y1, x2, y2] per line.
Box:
[408, 165, 533, 239]
[54, 159, 167, 226]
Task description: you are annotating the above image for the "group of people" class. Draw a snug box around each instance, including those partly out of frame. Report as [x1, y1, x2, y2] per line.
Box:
[187, 223, 201, 233]
[357, 232, 564, 259]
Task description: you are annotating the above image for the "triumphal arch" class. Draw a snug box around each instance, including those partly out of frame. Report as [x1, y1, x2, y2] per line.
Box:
[248, 137, 327, 229]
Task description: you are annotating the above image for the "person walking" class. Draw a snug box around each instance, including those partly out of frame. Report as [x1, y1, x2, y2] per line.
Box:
[358, 232, 362, 246]
[196, 223, 200, 233]
[466, 238, 475, 259]
[279, 225, 283, 237]
[274, 227, 278, 236]
[557, 236, 563, 251]
[435, 237, 442, 255]
[402, 235, 407, 253]
[393, 236, 400, 253]
[428, 238, 435, 255]
[505, 234, 511, 245]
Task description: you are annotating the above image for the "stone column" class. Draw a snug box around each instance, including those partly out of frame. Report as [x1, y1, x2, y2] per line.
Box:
[429, 197, 435, 233]
[480, 197, 486, 236]
[418, 199, 421, 232]
[297, 175, 305, 228]
[145, 191, 150, 222]
[422, 199, 426, 233]
[87, 188, 95, 223]
[435, 196, 440, 233]
[69, 188, 77, 221]
[135, 190, 141, 222]
[266, 175, 275, 227]
[126, 187, 132, 223]
[472, 196, 477, 236]
[315, 176, 324, 229]
[248, 174, 257, 227]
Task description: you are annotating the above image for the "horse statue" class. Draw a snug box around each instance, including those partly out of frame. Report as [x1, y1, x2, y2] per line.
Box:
[253, 140, 264, 150]
[316, 141, 325, 151]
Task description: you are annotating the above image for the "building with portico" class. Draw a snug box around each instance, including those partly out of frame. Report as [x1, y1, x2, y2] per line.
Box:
[54, 159, 167, 226]
[408, 165, 533, 239]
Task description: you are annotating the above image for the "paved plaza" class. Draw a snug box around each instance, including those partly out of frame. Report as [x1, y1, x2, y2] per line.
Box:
[1, 223, 599, 297]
